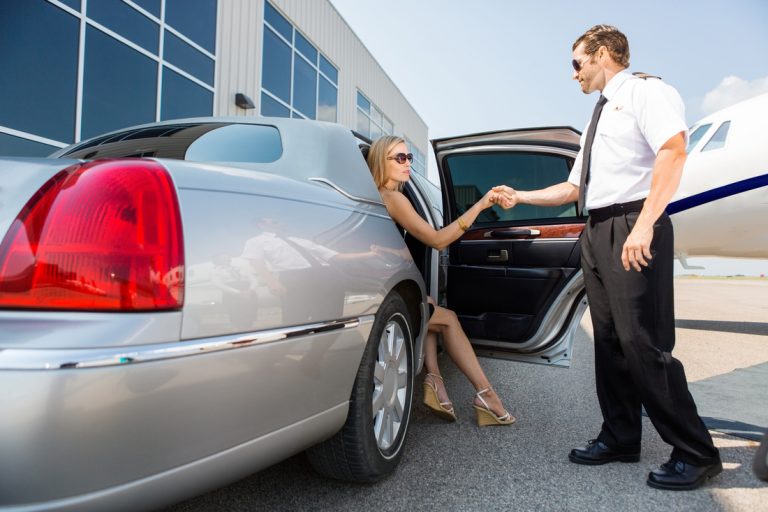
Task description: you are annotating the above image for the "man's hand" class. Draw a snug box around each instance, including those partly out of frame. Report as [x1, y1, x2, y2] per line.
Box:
[491, 185, 519, 209]
[621, 223, 654, 271]
[620, 131, 687, 272]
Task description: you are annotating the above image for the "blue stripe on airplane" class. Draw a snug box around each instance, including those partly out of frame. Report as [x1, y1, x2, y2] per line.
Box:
[667, 172, 768, 215]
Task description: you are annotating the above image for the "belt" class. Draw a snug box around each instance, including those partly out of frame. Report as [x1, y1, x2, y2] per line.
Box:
[587, 198, 646, 221]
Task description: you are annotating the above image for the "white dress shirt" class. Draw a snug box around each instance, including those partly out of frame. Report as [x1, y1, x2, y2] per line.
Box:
[567, 70, 688, 210]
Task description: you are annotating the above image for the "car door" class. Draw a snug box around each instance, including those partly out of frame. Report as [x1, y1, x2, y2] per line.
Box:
[432, 127, 587, 366]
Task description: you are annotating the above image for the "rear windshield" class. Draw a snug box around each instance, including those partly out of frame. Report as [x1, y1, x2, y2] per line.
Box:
[60, 123, 282, 163]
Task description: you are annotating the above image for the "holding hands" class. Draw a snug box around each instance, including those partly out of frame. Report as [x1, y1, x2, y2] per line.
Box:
[486, 185, 518, 209]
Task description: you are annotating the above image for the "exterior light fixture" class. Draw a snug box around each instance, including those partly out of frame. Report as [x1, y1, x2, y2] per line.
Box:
[235, 93, 255, 110]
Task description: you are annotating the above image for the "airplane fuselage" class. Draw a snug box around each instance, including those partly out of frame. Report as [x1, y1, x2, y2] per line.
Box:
[669, 93, 768, 259]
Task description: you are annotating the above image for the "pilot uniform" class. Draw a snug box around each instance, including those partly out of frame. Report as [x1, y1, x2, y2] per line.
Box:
[568, 70, 720, 467]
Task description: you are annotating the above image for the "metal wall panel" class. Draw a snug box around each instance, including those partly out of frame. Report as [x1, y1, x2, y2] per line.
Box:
[215, 0, 263, 117]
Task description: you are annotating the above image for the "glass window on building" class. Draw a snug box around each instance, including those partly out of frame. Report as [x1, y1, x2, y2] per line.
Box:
[88, 0, 160, 54]
[164, 0, 217, 54]
[262, 26, 292, 104]
[356, 91, 393, 140]
[293, 55, 317, 119]
[60, 0, 81, 10]
[133, 0, 161, 18]
[406, 139, 427, 177]
[0, 132, 59, 158]
[161, 67, 213, 121]
[1, 0, 217, 153]
[164, 31, 215, 85]
[261, 2, 338, 122]
[0, 0, 79, 144]
[262, 92, 290, 118]
[318, 77, 337, 123]
[264, 1, 291, 40]
[81, 26, 157, 139]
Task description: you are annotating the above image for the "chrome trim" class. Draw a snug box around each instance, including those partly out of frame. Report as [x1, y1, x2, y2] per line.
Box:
[0, 316, 375, 371]
[483, 229, 541, 238]
[309, 177, 385, 207]
[440, 144, 577, 159]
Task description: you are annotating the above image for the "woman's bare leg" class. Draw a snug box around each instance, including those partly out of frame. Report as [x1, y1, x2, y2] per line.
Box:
[422, 331, 451, 405]
[429, 305, 509, 417]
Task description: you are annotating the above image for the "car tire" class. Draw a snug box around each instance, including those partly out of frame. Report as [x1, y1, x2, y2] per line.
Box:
[754, 431, 768, 482]
[307, 291, 414, 482]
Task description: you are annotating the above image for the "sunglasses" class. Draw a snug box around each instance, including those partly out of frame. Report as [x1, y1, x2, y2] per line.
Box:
[386, 153, 414, 164]
[571, 56, 591, 72]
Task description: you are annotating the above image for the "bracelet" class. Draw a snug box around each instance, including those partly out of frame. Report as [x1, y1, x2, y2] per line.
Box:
[457, 216, 469, 232]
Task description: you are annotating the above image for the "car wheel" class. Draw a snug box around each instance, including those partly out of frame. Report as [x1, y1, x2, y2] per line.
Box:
[754, 431, 768, 482]
[308, 291, 414, 482]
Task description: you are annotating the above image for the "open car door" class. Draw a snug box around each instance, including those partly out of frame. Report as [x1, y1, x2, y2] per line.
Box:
[433, 127, 587, 367]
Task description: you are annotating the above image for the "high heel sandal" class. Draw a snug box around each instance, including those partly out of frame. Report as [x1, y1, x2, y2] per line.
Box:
[423, 373, 457, 422]
[473, 387, 515, 426]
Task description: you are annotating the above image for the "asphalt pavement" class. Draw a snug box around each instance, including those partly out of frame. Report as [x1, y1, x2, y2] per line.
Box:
[165, 278, 768, 512]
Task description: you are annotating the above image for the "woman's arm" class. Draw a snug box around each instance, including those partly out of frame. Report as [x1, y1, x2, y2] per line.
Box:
[381, 189, 496, 251]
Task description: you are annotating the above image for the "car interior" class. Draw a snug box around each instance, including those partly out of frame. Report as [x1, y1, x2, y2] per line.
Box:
[357, 141, 434, 296]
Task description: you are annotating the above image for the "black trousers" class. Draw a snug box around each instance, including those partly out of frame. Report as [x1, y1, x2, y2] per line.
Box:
[580, 200, 719, 466]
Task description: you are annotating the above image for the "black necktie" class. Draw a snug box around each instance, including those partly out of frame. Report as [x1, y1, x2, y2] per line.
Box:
[577, 94, 608, 215]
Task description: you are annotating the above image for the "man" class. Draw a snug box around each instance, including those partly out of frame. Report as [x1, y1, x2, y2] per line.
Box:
[494, 25, 721, 490]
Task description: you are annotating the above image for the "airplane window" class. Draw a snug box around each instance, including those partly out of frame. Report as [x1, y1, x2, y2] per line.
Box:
[701, 121, 730, 152]
[686, 123, 712, 152]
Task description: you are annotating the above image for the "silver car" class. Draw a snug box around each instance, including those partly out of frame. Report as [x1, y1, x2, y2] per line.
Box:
[0, 118, 429, 511]
[0, 120, 587, 511]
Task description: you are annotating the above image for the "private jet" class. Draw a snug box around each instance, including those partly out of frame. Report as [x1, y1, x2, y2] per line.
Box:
[670, 92, 768, 263]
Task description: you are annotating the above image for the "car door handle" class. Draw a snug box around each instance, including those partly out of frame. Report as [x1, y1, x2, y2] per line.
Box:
[487, 249, 509, 262]
[484, 229, 541, 239]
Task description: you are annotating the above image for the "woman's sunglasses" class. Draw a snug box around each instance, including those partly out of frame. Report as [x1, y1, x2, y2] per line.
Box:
[386, 153, 414, 164]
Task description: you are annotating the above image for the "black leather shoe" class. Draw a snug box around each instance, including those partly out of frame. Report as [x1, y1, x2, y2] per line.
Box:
[647, 458, 723, 490]
[568, 439, 640, 465]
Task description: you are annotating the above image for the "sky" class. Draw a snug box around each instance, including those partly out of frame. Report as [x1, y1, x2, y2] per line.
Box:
[329, 0, 768, 276]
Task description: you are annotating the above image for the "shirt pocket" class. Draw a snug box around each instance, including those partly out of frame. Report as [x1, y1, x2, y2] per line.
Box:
[598, 107, 636, 141]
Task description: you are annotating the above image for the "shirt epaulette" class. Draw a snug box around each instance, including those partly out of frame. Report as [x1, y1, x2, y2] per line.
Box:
[632, 72, 662, 80]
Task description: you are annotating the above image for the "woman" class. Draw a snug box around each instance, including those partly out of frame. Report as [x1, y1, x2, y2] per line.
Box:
[366, 135, 514, 426]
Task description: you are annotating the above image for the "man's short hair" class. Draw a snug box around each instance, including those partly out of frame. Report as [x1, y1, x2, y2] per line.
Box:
[573, 24, 630, 68]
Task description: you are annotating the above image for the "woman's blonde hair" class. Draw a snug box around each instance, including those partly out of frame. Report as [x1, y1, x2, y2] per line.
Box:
[367, 135, 406, 190]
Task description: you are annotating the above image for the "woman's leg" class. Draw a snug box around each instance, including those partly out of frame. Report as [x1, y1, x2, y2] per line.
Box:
[422, 330, 451, 405]
[429, 304, 509, 417]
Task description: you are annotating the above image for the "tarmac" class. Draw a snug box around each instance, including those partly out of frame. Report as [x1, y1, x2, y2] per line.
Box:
[166, 278, 768, 512]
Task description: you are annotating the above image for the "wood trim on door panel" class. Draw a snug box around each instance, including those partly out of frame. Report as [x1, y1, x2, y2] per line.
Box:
[460, 223, 584, 241]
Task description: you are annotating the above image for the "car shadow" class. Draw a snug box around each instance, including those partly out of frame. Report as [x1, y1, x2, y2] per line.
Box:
[675, 319, 768, 336]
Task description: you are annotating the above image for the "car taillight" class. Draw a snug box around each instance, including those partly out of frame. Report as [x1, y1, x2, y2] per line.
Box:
[0, 159, 184, 310]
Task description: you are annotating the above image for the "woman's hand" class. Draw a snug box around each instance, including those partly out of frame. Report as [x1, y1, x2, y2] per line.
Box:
[479, 189, 502, 209]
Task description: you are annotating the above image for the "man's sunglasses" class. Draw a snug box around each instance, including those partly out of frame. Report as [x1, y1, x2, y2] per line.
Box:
[387, 153, 414, 164]
[572, 56, 591, 72]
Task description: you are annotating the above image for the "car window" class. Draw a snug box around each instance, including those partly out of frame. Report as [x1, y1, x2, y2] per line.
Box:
[701, 121, 730, 152]
[59, 123, 282, 163]
[686, 123, 712, 153]
[445, 151, 575, 223]
[185, 124, 282, 162]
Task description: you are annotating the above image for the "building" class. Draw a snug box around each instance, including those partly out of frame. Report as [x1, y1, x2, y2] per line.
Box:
[0, 0, 428, 175]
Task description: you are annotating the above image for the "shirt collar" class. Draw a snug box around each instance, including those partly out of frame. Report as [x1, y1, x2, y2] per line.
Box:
[601, 69, 632, 101]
